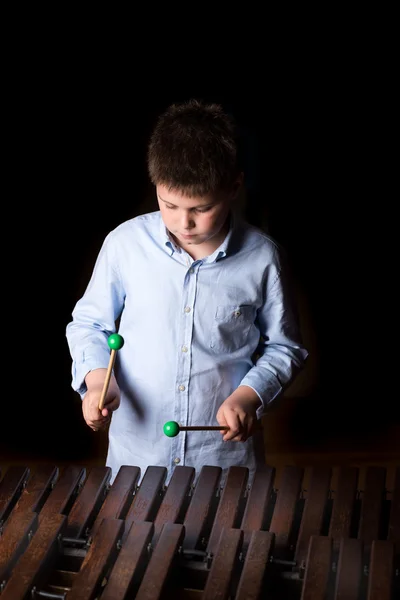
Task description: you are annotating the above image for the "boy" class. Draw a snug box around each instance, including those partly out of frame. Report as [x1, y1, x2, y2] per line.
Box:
[66, 99, 308, 483]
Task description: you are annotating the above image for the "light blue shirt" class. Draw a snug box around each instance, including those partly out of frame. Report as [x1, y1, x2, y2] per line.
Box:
[66, 211, 308, 484]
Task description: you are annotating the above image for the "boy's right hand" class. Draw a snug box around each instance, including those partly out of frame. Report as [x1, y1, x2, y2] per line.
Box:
[82, 369, 121, 431]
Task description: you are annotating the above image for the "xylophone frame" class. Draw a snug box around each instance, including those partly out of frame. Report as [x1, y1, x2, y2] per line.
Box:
[0, 461, 398, 599]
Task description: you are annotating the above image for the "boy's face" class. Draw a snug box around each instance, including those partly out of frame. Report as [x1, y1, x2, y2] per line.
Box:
[156, 183, 238, 249]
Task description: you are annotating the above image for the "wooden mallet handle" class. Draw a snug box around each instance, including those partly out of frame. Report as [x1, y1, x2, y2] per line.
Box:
[98, 333, 124, 411]
[179, 425, 229, 431]
[163, 421, 228, 437]
[163, 420, 262, 437]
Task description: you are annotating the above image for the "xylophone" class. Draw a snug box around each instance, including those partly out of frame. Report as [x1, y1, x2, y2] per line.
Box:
[0, 461, 398, 599]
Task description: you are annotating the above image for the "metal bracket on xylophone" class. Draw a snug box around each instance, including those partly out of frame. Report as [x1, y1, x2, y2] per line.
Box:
[0, 462, 398, 599]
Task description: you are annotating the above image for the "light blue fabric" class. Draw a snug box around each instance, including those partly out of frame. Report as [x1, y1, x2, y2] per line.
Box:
[66, 210, 308, 483]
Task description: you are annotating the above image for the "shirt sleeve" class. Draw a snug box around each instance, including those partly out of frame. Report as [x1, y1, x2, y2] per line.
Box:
[65, 231, 126, 396]
[239, 252, 308, 418]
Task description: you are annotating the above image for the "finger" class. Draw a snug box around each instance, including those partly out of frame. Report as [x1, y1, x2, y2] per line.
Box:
[87, 414, 110, 428]
[84, 409, 104, 425]
[96, 416, 111, 427]
[224, 423, 250, 441]
[224, 410, 252, 441]
[222, 419, 242, 441]
[218, 421, 229, 435]
[83, 403, 100, 422]
[87, 407, 105, 424]
[216, 414, 229, 435]
[90, 419, 110, 432]
[216, 409, 227, 426]
[102, 396, 120, 414]
[229, 433, 247, 442]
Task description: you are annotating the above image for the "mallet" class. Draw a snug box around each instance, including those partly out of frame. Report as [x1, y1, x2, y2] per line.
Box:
[163, 420, 229, 437]
[98, 333, 124, 411]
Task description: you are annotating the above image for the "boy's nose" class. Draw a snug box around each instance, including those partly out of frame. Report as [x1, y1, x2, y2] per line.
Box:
[182, 213, 194, 229]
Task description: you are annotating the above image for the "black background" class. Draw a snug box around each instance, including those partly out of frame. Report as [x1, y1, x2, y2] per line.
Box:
[2, 38, 398, 464]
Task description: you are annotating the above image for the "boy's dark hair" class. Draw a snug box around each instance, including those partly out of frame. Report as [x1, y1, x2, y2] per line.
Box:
[147, 99, 241, 197]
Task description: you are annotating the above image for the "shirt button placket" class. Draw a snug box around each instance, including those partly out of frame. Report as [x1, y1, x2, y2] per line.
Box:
[174, 262, 199, 470]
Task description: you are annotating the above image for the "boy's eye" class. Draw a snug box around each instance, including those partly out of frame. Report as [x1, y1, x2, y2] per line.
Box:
[164, 204, 212, 212]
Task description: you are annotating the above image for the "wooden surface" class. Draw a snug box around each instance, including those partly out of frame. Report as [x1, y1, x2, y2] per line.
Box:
[1, 461, 398, 599]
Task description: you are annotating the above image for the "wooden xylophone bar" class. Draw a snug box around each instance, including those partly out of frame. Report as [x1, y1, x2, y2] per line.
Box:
[0, 462, 398, 599]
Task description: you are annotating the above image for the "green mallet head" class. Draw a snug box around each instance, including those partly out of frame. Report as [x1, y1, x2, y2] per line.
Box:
[108, 333, 124, 350]
[163, 421, 180, 437]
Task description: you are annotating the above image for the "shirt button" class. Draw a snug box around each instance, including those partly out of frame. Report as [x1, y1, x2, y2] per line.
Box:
[174, 458, 181, 464]
[178, 384, 185, 391]
[184, 306, 191, 313]
[181, 345, 188, 352]
[189, 268, 194, 274]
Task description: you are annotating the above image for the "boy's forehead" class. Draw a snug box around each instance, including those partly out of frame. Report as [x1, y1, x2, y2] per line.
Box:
[156, 184, 221, 207]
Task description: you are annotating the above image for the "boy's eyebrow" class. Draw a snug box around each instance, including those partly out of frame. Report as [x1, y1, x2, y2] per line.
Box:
[158, 196, 214, 209]
[158, 196, 176, 206]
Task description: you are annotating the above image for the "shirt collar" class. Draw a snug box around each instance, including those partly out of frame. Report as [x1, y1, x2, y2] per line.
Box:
[159, 214, 180, 255]
[207, 212, 235, 263]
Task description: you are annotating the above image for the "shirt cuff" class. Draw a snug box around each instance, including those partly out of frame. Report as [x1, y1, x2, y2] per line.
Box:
[72, 348, 111, 397]
[239, 371, 282, 419]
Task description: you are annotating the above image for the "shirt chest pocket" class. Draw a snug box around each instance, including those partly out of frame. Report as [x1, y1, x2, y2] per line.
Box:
[210, 304, 256, 354]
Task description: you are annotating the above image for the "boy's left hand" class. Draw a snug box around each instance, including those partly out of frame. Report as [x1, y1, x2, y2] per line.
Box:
[216, 385, 262, 442]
